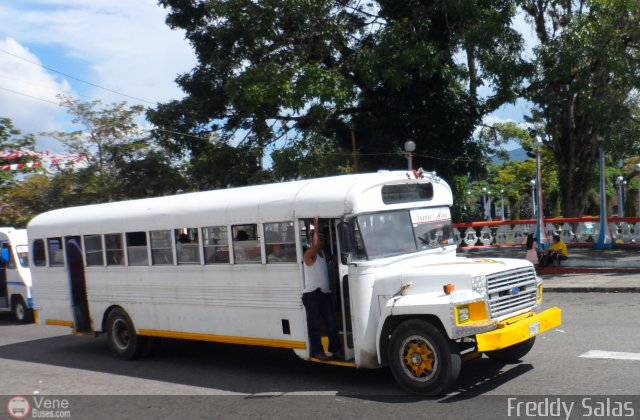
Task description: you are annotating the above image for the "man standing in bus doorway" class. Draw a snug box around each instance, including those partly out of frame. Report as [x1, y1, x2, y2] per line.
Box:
[302, 216, 343, 361]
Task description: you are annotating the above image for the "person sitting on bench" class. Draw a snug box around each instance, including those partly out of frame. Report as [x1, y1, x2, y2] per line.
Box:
[547, 234, 568, 266]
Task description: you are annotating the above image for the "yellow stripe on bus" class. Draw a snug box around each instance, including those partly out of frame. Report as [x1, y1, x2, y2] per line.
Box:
[45, 319, 74, 327]
[138, 329, 307, 349]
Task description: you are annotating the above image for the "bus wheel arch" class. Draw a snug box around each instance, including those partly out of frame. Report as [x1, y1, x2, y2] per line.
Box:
[379, 314, 447, 367]
[105, 306, 151, 360]
[11, 295, 33, 323]
[387, 318, 460, 396]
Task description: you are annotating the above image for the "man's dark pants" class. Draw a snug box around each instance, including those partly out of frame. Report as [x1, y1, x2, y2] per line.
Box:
[302, 288, 340, 356]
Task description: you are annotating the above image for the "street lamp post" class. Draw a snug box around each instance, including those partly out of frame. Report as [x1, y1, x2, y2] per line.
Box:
[481, 187, 492, 220]
[533, 136, 545, 250]
[616, 176, 626, 217]
[487, 191, 493, 220]
[595, 136, 613, 249]
[404, 140, 416, 171]
[623, 179, 627, 218]
[481, 187, 487, 220]
[529, 179, 536, 217]
[500, 189, 505, 221]
[636, 163, 640, 218]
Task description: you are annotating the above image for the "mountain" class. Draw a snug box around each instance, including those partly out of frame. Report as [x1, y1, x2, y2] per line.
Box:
[492, 147, 531, 164]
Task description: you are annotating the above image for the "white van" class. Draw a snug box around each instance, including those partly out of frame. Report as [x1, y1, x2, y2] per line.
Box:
[0, 228, 33, 322]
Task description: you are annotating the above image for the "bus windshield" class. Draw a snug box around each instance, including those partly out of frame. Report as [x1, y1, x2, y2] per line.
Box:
[355, 207, 454, 260]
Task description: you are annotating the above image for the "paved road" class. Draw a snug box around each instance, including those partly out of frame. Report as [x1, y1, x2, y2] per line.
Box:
[1, 293, 640, 419]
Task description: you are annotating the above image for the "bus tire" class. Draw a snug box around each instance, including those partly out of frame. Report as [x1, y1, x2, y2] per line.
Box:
[106, 308, 145, 360]
[484, 337, 536, 363]
[388, 319, 460, 396]
[12, 296, 33, 323]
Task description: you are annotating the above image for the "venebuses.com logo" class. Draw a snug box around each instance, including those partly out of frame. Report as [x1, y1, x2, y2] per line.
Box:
[6, 395, 72, 419]
[7, 396, 30, 419]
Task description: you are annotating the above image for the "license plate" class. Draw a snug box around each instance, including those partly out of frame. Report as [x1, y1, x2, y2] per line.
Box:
[529, 321, 541, 336]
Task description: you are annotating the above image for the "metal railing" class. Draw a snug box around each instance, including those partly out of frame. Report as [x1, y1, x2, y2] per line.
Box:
[453, 217, 640, 247]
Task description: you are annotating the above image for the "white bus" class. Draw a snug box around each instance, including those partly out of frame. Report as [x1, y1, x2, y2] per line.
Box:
[28, 170, 561, 395]
[0, 228, 33, 322]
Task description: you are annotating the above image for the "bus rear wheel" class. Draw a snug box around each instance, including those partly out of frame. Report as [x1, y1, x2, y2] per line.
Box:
[12, 296, 33, 323]
[388, 319, 460, 396]
[106, 308, 149, 360]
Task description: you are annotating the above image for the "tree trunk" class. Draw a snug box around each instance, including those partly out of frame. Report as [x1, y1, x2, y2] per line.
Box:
[551, 111, 599, 217]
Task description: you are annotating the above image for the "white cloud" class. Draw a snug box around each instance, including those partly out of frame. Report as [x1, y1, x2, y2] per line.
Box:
[0, 0, 195, 140]
[0, 38, 72, 142]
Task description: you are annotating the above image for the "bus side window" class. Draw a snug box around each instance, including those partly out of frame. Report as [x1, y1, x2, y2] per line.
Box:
[175, 228, 200, 265]
[126, 231, 148, 266]
[33, 239, 46, 267]
[47, 238, 64, 267]
[264, 222, 296, 263]
[105, 234, 124, 266]
[150, 230, 174, 265]
[202, 226, 229, 264]
[232, 224, 261, 264]
[84, 234, 104, 266]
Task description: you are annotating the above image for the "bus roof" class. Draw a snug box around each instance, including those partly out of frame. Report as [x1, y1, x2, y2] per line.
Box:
[27, 171, 452, 237]
[0, 228, 27, 245]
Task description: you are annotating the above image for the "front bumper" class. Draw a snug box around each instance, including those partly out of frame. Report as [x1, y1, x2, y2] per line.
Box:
[476, 307, 562, 352]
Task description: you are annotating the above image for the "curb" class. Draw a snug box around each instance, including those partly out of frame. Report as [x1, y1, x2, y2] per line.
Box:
[544, 287, 640, 293]
[537, 267, 640, 275]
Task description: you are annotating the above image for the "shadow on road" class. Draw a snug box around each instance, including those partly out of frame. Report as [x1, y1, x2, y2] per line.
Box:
[0, 312, 535, 400]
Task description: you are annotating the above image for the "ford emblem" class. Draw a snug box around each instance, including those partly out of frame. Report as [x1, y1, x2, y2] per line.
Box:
[509, 287, 521, 296]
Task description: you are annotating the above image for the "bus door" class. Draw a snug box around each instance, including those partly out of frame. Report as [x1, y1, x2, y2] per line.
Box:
[65, 236, 92, 332]
[301, 218, 350, 358]
[0, 242, 8, 309]
[332, 220, 354, 360]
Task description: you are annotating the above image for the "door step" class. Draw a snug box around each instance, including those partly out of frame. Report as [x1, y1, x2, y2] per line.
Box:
[309, 356, 356, 367]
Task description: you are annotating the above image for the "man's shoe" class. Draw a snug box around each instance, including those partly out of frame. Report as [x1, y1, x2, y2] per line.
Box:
[312, 352, 329, 361]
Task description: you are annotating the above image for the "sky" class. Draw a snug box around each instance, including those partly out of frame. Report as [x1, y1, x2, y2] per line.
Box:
[0, 1, 534, 154]
[0, 0, 196, 152]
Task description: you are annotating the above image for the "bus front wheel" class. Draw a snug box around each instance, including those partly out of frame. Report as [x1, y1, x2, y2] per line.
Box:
[12, 296, 33, 323]
[106, 308, 149, 360]
[388, 319, 461, 396]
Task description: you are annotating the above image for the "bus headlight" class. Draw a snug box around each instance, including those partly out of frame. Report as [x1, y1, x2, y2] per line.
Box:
[457, 305, 470, 323]
[456, 301, 489, 325]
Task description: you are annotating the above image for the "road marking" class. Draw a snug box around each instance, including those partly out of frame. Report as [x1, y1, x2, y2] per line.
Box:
[579, 350, 640, 361]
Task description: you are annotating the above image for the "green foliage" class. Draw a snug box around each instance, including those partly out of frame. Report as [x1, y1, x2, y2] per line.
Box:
[0, 174, 51, 227]
[270, 134, 352, 180]
[0, 118, 39, 186]
[520, 0, 640, 216]
[42, 96, 186, 203]
[151, 0, 527, 184]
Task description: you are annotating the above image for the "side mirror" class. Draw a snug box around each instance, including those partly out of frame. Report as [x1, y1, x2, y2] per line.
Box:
[338, 222, 354, 265]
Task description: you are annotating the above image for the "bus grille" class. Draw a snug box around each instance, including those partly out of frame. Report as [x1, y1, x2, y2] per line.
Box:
[486, 267, 537, 318]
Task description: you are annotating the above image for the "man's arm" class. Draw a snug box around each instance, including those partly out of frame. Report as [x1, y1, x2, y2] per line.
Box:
[304, 216, 322, 266]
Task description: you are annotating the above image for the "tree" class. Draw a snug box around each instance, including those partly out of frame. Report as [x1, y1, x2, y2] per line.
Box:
[520, 0, 640, 216]
[0, 118, 39, 186]
[44, 96, 186, 203]
[150, 0, 527, 185]
[0, 174, 51, 227]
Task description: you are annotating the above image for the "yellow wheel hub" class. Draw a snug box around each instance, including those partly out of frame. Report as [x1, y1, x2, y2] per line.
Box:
[404, 340, 434, 377]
